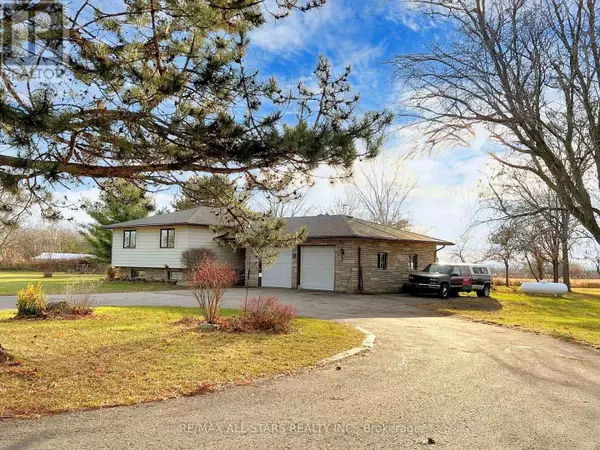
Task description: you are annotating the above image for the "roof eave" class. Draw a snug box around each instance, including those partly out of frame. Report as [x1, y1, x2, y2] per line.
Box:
[104, 223, 212, 230]
[305, 235, 454, 245]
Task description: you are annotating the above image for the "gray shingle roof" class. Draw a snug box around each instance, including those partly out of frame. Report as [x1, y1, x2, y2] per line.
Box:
[285, 215, 454, 245]
[104, 206, 218, 229]
[106, 208, 453, 245]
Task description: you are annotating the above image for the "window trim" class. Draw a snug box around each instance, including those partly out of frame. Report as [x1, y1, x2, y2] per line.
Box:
[409, 254, 418, 271]
[160, 228, 176, 248]
[123, 230, 137, 249]
[168, 270, 183, 281]
[377, 252, 388, 270]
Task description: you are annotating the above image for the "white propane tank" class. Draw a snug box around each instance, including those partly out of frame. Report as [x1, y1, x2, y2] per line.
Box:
[521, 280, 568, 296]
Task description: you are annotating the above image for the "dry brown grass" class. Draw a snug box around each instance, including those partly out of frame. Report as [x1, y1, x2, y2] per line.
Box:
[0, 306, 363, 418]
[419, 287, 600, 348]
[493, 277, 600, 288]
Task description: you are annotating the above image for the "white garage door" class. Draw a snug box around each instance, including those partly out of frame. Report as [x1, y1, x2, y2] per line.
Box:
[262, 248, 293, 288]
[300, 246, 335, 291]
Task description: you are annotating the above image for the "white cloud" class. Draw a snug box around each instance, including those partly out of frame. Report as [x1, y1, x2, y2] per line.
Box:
[298, 122, 496, 259]
[383, 2, 438, 31]
[250, 1, 345, 54]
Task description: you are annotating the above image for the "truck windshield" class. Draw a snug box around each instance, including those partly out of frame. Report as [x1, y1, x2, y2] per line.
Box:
[422, 264, 453, 275]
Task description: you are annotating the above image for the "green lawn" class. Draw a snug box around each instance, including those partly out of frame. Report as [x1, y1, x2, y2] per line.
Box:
[0, 271, 185, 296]
[0, 306, 362, 417]
[419, 287, 600, 347]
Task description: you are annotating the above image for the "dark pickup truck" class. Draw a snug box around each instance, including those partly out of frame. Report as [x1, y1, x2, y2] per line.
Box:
[403, 263, 492, 299]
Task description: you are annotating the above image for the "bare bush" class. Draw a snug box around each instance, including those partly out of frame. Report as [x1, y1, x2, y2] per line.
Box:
[240, 296, 296, 333]
[188, 259, 237, 324]
[64, 280, 101, 314]
[180, 248, 215, 270]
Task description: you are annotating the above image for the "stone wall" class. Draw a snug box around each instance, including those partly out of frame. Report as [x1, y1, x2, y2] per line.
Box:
[245, 238, 438, 294]
[349, 239, 437, 293]
[119, 267, 171, 281]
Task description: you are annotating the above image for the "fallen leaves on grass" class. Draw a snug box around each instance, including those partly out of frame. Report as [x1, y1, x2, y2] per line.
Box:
[0, 306, 362, 418]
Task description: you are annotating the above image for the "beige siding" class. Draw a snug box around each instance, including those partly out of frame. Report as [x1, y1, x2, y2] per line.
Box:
[187, 227, 245, 270]
[111, 226, 243, 270]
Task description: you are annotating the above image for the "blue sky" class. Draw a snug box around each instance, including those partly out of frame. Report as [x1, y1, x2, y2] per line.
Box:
[246, 0, 492, 255]
[61, 0, 493, 260]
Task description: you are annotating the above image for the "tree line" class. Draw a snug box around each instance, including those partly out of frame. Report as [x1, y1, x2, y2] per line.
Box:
[2, 0, 600, 286]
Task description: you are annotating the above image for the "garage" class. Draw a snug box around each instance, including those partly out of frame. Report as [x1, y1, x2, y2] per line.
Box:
[300, 246, 335, 291]
[261, 248, 293, 288]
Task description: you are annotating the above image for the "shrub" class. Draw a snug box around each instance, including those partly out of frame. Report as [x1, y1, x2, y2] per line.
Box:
[240, 296, 295, 333]
[64, 279, 100, 314]
[46, 301, 73, 315]
[106, 266, 116, 280]
[0, 343, 8, 364]
[16, 282, 47, 317]
[181, 248, 215, 270]
[188, 259, 237, 324]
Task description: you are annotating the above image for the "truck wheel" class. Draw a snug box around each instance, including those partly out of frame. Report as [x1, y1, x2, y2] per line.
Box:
[439, 283, 449, 299]
[477, 285, 490, 298]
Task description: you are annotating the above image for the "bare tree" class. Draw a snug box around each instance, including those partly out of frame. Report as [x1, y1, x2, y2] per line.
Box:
[327, 190, 362, 216]
[485, 222, 521, 287]
[450, 229, 474, 263]
[255, 192, 313, 218]
[585, 246, 600, 277]
[394, 0, 600, 247]
[480, 169, 582, 288]
[327, 154, 416, 229]
[517, 225, 547, 282]
[0, 190, 31, 254]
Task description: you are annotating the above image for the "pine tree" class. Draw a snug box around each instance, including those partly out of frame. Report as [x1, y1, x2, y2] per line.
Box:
[0, 1, 391, 242]
[81, 181, 155, 263]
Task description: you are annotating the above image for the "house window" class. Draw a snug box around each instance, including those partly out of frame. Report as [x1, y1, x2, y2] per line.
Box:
[123, 230, 136, 248]
[168, 271, 183, 281]
[160, 228, 175, 248]
[377, 252, 388, 270]
[409, 254, 418, 270]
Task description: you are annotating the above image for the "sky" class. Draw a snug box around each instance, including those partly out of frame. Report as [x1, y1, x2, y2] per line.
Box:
[55, 0, 494, 261]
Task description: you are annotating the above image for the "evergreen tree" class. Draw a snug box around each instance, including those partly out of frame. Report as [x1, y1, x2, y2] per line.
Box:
[0, 1, 391, 243]
[81, 180, 155, 263]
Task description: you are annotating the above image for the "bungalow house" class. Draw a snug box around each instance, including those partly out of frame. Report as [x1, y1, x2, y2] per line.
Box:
[106, 207, 453, 293]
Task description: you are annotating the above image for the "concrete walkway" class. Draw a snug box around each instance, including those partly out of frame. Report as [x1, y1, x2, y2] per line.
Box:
[1, 288, 600, 449]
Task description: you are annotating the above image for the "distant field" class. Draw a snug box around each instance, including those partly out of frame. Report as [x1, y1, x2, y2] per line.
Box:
[420, 287, 600, 347]
[0, 271, 185, 296]
[493, 277, 600, 289]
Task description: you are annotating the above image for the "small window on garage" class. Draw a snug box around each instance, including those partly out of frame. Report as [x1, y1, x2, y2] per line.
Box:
[168, 271, 183, 281]
[377, 252, 388, 270]
[160, 228, 175, 248]
[409, 254, 418, 270]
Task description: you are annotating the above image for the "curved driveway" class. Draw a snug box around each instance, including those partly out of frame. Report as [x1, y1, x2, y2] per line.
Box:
[1, 288, 600, 449]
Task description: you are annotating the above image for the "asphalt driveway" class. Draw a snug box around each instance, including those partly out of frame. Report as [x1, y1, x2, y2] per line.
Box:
[1, 288, 600, 449]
